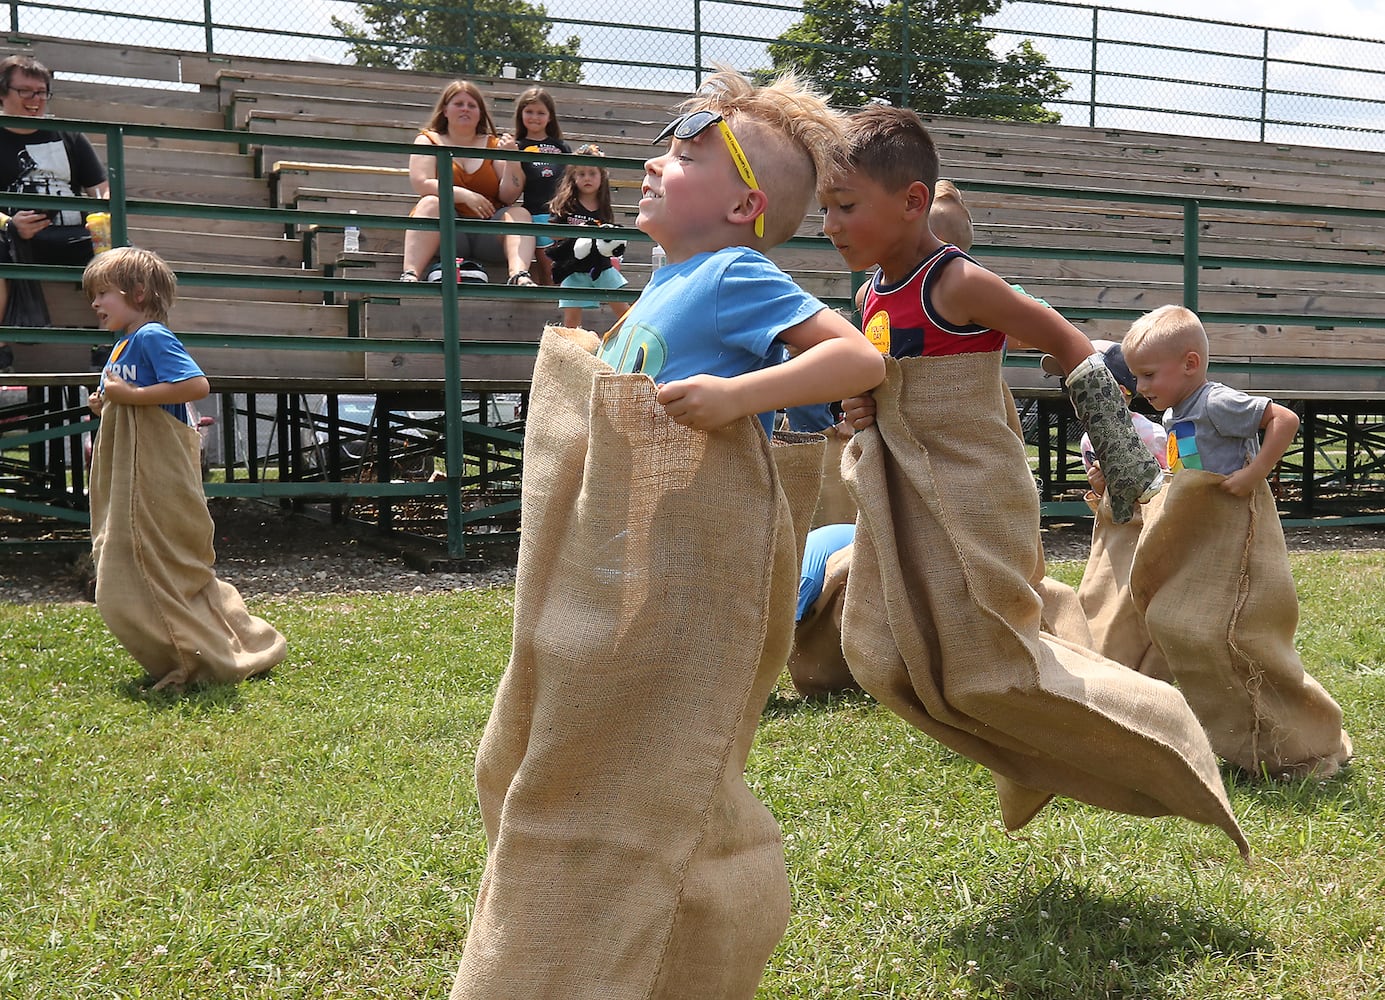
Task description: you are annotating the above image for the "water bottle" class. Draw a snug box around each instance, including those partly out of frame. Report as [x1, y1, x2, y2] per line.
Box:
[650, 243, 666, 271]
[343, 211, 360, 253]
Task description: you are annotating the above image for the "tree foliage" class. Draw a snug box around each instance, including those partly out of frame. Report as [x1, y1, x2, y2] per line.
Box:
[769, 0, 1066, 122]
[334, 0, 582, 83]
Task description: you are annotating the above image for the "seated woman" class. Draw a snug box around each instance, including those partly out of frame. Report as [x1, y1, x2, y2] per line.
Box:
[399, 80, 536, 286]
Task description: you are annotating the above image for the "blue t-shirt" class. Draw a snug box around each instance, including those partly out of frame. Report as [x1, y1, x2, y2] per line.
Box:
[797, 522, 856, 621]
[99, 321, 204, 424]
[598, 246, 827, 435]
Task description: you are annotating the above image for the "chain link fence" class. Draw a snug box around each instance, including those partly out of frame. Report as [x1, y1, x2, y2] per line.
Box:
[15, 0, 1385, 149]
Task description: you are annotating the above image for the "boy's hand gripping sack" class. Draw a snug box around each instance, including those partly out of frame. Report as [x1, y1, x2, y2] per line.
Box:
[1066, 354, 1163, 522]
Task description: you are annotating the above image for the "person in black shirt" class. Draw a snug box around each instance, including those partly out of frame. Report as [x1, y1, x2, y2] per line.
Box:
[0, 55, 109, 363]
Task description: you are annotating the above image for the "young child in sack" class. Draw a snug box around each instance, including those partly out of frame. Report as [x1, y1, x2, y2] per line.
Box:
[85, 247, 286, 690]
[1123, 304, 1352, 777]
[820, 105, 1248, 856]
[448, 70, 883, 1000]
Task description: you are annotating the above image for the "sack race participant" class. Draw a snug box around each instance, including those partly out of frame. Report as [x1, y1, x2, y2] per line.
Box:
[1123, 304, 1351, 778]
[451, 329, 816, 998]
[1056, 338, 1172, 680]
[840, 353, 1248, 853]
[85, 248, 285, 690]
[788, 532, 858, 698]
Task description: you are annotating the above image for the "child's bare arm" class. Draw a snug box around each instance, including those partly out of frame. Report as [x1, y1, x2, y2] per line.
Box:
[1221, 401, 1299, 497]
[931, 261, 1092, 373]
[655, 309, 883, 432]
[102, 372, 210, 408]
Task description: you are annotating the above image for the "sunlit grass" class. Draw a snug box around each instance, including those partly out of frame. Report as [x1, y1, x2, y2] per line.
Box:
[1, 554, 1381, 998]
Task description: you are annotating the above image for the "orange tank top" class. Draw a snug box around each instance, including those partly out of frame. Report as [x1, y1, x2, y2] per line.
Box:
[420, 130, 502, 219]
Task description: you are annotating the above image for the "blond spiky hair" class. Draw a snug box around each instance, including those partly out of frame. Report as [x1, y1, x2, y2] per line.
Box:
[680, 67, 846, 247]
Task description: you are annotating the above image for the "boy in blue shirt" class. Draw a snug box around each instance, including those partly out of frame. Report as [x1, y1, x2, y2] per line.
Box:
[450, 72, 882, 1000]
[597, 73, 882, 435]
[85, 247, 284, 690]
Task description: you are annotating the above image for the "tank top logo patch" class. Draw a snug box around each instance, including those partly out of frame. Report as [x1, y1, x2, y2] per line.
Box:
[863, 309, 891, 355]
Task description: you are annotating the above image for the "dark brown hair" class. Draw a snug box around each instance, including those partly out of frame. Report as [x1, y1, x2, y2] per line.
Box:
[513, 87, 562, 141]
[0, 55, 52, 94]
[843, 105, 940, 197]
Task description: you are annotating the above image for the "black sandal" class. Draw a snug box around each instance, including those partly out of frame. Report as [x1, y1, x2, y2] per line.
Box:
[507, 272, 536, 287]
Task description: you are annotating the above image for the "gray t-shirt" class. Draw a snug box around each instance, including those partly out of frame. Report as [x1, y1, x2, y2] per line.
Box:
[1163, 380, 1268, 475]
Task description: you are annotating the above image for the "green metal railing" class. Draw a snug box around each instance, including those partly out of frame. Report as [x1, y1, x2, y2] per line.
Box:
[6, 110, 1385, 551]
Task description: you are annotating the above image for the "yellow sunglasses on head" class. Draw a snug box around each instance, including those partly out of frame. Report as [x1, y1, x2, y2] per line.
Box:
[654, 109, 764, 238]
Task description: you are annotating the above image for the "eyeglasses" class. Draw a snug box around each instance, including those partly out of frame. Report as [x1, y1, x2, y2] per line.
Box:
[8, 86, 51, 100]
[654, 109, 764, 238]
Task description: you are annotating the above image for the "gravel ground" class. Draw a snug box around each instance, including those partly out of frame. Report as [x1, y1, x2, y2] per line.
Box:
[0, 499, 517, 605]
[3, 498, 1384, 606]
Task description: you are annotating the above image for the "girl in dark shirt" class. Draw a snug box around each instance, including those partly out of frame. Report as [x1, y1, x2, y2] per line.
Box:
[513, 88, 570, 285]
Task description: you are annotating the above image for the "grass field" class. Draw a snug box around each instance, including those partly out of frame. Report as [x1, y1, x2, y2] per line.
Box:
[2, 553, 1382, 999]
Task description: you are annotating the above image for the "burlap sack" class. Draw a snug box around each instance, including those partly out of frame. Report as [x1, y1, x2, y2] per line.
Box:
[841, 352, 1248, 857]
[771, 429, 828, 576]
[452, 328, 802, 1000]
[786, 544, 859, 698]
[810, 431, 857, 529]
[88, 403, 286, 689]
[1131, 471, 1352, 778]
[1078, 493, 1173, 682]
[781, 448, 1091, 698]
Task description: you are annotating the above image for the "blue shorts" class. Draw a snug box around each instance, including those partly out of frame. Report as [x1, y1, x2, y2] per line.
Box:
[532, 213, 554, 248]
[558, 266, 628, 309]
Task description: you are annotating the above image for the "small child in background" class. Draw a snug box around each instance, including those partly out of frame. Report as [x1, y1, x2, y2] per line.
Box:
[1060, 338, 1168, 497]
[547, 143, 630, 329]
[85, 247, 285, 691]
[1122, 304, 1352, 777]
[1123, 305, 1295, 492]
[1060, 338, 1173, 682]
[513, 87, 570, 285]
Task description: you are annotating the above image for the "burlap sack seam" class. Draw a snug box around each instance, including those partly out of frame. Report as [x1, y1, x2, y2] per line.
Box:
[1227, 487, 1270, 767]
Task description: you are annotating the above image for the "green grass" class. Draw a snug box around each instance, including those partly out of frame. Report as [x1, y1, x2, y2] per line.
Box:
[2, 555, 1382, 998]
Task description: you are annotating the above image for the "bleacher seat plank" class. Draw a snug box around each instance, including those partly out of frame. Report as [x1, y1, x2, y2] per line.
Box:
[362, 298, 552, 382]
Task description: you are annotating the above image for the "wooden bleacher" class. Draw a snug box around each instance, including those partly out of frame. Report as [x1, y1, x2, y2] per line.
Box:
[6, 33, 1385, 526]
[4, 34, 1382, 380]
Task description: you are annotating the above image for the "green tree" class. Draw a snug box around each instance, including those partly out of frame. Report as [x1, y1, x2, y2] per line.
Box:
[334, 0, 583, 82]
[769, 0, 1066, 121]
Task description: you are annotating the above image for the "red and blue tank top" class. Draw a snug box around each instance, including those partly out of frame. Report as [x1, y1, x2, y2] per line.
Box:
[861, 245, 1007, 358]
